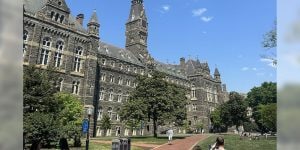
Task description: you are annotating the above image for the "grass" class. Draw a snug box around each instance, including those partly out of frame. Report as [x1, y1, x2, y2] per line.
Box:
[92, 135, 189, 145]
[89, 142, 143, 150]
[198, 134, 276, 150]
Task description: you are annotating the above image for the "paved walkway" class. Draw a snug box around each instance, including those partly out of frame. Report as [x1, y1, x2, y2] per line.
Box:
[92, 140, 160, 149]
[153, 134, 209, 150]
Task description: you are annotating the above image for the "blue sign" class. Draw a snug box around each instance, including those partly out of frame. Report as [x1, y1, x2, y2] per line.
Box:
[82, 119, 89, 133]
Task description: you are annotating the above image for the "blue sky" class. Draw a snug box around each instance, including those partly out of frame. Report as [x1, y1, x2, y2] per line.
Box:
[65, 0, 276, 93]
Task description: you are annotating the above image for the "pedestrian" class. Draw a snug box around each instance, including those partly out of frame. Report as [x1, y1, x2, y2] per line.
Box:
[210, 136, 225, 150]
[167, 128, 174, 145]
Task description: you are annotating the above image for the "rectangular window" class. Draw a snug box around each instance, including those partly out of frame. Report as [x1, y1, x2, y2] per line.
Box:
[39, 49, 50, 65]
[117, 95, 122, 102]
[72, 81, 80, 95]
[109, 75, 114, 83]
[74, 57, 81, 72]
[101, 73, 106, 81]
[118, 77, 123, 85]
[54, 52, 62, 67]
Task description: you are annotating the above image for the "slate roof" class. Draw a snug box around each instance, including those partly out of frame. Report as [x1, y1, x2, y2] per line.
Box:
[23, 0, 88, 33]
[154, 61, 187, 79]
[99, 42, 143, 66]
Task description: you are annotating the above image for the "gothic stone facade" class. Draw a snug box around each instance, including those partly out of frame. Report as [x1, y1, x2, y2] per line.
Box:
[23, 0, 228, 137]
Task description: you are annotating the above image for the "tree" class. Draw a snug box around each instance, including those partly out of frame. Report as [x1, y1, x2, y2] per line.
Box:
[23, 66, 62, 148]
[54, 93, 83, 146]
[210, 108, 223, 133]
[24, 65, 62, 114]
[247, 82, 277, 108]
[24, 66, 85, 148]
[120, 71, 187, 137]
[262, 21, 277, 65]
[257, 103, 277, 132]
[246, 82, 277, 133]
[100, 114, 112, 137]
[220, 92, 248, 132]
[24, 112, 60, 148]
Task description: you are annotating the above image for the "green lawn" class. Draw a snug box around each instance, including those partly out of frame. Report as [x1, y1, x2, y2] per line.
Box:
[198, 134, 276, 150]
[92, 135, 189, 145]
[89, 142, 143, 150]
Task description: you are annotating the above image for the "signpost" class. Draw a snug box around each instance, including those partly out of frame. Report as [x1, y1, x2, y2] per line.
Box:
[82, 119, 89, 134]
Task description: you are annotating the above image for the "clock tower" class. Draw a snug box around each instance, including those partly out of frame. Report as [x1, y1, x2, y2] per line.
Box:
[126, 0, 151, 64]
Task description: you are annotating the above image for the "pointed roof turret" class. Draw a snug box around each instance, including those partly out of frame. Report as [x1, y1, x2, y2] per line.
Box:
[89, 10, 99, 24]
[214, 67, 220, 76]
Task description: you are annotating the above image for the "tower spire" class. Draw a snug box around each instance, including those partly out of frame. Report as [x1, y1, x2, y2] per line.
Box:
[87, 10, 100, 37]
[125, 0, 150, 64]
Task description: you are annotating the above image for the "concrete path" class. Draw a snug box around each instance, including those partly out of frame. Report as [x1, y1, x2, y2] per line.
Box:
[92, 140, 160, 149]
[152, 134, 209, 150]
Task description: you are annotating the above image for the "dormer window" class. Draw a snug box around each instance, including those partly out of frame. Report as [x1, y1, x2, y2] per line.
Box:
[60, 15, 64, 23]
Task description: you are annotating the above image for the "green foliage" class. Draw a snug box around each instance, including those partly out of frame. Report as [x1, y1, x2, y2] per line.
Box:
[210, 108, 223, 131]
[262, 21, 277, 65]
[243, 121, 258, 132]
[23, 66, 84, 147]
[24, 65, 61, 114]
[211, 92, 248, 132]
[262, 22, 277, 49]
[246, 82, 277, 133]
[100, 114, 112, 136]
[257, 103, 277, 132]
[246, 82, 277, 108]
[24, 112, 60, 147]
[120, 71, 187, 137]
[54, 93, 83, 138]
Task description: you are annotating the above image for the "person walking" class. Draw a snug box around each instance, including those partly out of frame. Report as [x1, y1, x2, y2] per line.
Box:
[167, 128, 174, 145]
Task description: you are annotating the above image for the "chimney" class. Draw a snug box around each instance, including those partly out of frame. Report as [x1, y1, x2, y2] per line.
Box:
[180, 57, 185, 74]
[76, 14, 84, 25]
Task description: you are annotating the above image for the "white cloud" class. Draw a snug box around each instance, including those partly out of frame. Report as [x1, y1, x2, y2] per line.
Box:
[162, 5, 170, 12]
[260, 58, 276, 68]
[256, 72, 265, 76]
[192, 8, 207, 16]
[252, 67, 257, 71]
[201, 16, 213, 22]
[242, 67, 249, 71]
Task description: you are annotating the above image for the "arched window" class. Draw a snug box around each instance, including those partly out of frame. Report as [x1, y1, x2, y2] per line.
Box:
[116, 108, 120, 121]
[54, 40, 64, 67]
[72, 81, 80, 95]
[108, 107, 113, 120]
[23, 30, 28, 42]
[50, 11, 55, 20]
[117, 91, 122, 102]
[60, 15, 65, 23]
[40, 37, 51, 65]
[58, 78, 64, 92]
[99, 88, 104, 101]
[101, 73, 106, 81]
[55, 13, 60, 22]
[74, 46, 83, 72]
[97, 107, 103, 120]
[42, 37, 51, 47]
[109, 75, 114, 83]
[108, 89, 113, 101]
[118, 77, 123, 85]
[23, 30, 28, 57]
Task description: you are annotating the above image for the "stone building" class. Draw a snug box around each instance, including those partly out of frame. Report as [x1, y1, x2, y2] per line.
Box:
[23, 0, 228, 137]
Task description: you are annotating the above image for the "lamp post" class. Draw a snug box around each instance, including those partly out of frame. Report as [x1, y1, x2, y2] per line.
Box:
[86, 107, 93, 150]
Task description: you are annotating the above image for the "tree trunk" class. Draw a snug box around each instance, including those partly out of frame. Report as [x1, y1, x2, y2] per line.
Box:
[73, 135, 81, 147]
[153, 118, 157, 138]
